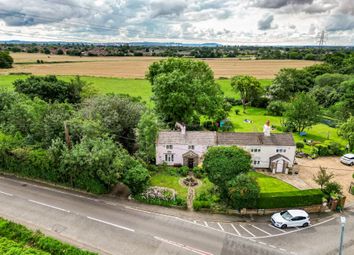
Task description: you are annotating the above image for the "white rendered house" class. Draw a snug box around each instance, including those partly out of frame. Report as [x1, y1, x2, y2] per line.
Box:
[156, 122, 296, 174]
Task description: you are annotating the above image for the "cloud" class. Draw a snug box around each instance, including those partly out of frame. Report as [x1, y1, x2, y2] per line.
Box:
[253, 0, 313, 9]
[326, 14, 354, 31]
[150, 0, 187, 18]
[258, 14, 276, 30]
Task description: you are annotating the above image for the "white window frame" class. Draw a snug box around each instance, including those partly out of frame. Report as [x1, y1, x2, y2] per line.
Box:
[188, 145, 195, 150]
[251, 148, 261, 153]
[164, 153, 174, 162]
[276, 148, 287, 153]
[166, 144, 173, 150]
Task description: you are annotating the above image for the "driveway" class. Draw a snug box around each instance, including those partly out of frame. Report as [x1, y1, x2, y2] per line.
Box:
[297, 157, 354, 203]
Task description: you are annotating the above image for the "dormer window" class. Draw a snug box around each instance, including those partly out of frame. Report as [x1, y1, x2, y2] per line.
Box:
[166, 145, 173, 149]
[188, 145, 195, 150]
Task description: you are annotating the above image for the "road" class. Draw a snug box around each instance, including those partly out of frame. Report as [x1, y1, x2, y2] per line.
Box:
[0, 175, 353, 255]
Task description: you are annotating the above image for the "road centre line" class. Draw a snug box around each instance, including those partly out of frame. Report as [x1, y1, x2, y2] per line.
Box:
[251, 224, 271, 236]
[239, 225, 256, 237]
[204, 221, 208, 227]
[28, 199, 70, 213]
[0, 190, 13, 197]
[231, 224, 241, 236]
[154, 236, 214, 255]
[87, 216, 135, 232]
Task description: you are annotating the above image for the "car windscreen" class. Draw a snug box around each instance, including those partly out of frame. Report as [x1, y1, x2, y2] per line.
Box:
[280, 211, 292, 221]
[344, 156, 354, 160]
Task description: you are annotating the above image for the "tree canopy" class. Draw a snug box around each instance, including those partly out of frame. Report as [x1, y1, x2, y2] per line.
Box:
[231, 75, 263, 113]
[146, 58, 225, 126]
[339, 116, 354, 151]
[0, 51, 13, 68]
[284, 93, 320, 132]
[203, 146, 252, 197]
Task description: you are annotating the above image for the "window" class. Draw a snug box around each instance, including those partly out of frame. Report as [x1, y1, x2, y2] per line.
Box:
[276, 148, 287, 153]
[188, 145, 195, 150]
[251, 148, 261, 153]
[166, 145, 173, 149]
[253, 159, 261, 165]
[164, 153, 174, 162]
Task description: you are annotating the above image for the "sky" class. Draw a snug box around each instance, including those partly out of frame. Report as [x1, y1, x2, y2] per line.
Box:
[0, 0, 353, 46]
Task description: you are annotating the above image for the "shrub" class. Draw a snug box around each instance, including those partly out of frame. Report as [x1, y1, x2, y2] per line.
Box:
[203, 146, 252, 197]
[123, 164, 150, 195]
[235, 109, 240, 115]
[0, 218, 96, 255]
[227, 174, 260, 209]
[0, 51, 13, 68]
[323, 181, 343, 196]
[193, 200, 211, 211]
[258, 189, 323, 209]
[192, 166, 206, 179]
[251, 96, 269, 108]
[266, 101, 286, 116]
[296, 142, 305, 150]
[351, 186, 354, 195]
[177, 166, 189, 177]
[224, 97, 241, 106]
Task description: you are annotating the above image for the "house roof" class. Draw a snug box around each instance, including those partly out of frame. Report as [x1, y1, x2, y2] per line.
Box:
[157, 131, 295, 147]
[157, 131, 217, 145]
[217, 132, 295, 146]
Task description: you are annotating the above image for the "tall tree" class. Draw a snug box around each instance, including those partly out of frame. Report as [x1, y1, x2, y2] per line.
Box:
[231, 75, 263, 113]
[339, 116, 354, 151]
[136, 110, 159, 163]
[0, 51, 13, 68]
[284, 93, 320, 132]
[146, 58, 225, 126]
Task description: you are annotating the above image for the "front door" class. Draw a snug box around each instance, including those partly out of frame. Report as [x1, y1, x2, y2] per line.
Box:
[188, 158, 194, 168]
[276, 160, 284, 173]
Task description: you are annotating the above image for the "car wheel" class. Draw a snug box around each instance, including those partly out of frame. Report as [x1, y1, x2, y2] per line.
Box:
[351, 162, 354, 166]
[281, 224, 287, 229]
[302, 222, 309, 227]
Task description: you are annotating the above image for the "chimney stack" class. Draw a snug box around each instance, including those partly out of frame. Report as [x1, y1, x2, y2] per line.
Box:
[175, 122, 186, 135]
[263, 120, 271, 136]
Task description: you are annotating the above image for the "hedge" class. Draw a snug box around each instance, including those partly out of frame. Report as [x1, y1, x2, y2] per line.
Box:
[0, 218, 97, 255]
[258, 189, 323, 209]
[134, 195, 187, 208]
[0, 237, 50, 255]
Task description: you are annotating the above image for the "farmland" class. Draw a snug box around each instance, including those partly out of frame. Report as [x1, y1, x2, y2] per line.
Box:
[0, 52, 319, 79]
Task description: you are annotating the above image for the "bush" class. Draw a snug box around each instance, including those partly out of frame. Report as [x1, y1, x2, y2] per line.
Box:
[315, 141, 344, 156]
[177, 166, 189, 177]
[258, 189, 323, 209]
[0, 218, 96, 255]
[235, 109, 240, 115]
[134, 194, 187, 208]
[0, 51, 13, 68]
[267, 101, 286, 116]
[227, 174, 260, 209]
[193, 200, 211, 211]
[251, 96, 269, 108]
[351, 186, 354, 195]
[296, 142, 305, 150]
[123, 165, 150, 195]
[224, 97, 241, 106]
[323, 181, 342, 196]
[192, 166, 206, 179]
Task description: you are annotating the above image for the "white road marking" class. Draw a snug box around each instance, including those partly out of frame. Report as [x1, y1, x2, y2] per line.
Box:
[258, 242, 267, 245]
[28, 200, 70, 213]
[279, 248, 286, 252]
[254, 217, 336, 239]
[231, 224, 241, 236]
[217, 223, 225, 232]
[239, 225, 256, 237]
[268, 224, 286, 233]
[0, 190, 13, 197]
[269, 245, 277, 249]
[154, 236, 214, 255]
[204, 221, 208, 227]
[87, 216, 135, 232]
[251, 224, 271, 236]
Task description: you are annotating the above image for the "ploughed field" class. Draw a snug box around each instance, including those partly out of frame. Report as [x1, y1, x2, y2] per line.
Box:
[1, 53, 318, 79]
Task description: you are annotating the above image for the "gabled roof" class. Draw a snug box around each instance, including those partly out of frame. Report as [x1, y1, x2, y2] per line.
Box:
[217, 132, 295, 146]
[157, 131, 217, 145]
[270, 154, 291, 162]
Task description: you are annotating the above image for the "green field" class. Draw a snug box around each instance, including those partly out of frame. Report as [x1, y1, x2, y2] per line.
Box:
[0, 74, 345, 151]
[248, 172, 298, 193]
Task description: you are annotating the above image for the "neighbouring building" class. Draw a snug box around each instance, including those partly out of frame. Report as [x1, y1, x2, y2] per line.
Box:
[156, 121, 296, 174]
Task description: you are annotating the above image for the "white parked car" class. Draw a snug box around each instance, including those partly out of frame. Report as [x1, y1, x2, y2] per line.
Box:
[340, 154, 354, 166]
[271, 209, 310, 229]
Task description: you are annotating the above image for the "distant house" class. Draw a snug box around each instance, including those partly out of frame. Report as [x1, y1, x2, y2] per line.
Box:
[156, 122, 296, 174]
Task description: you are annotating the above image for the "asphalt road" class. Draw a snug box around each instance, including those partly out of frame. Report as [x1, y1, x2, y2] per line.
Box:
[0, 176, 353, 255]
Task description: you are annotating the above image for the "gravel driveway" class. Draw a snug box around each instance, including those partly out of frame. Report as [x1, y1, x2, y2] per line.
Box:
[296, 156, 354, 203]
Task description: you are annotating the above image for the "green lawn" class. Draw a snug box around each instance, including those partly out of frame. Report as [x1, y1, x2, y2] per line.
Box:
[248, 171, 298, 193]
[150, 173, 188, 198]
